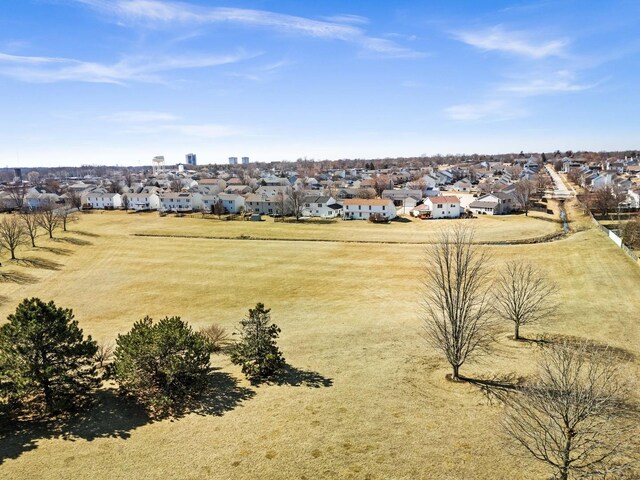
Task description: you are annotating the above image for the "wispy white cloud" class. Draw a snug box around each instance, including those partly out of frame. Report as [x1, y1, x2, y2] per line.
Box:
[500, 71, 599, 95]
[322, 14, 369, 25]
[0, 50, 252, 84]
[228, 59, 290, 82]
[444, 100, 526, 121]
[72, 0, 423, 58]
[454, 25, 567, 58]
[99, 109, 243, 139]
[100, 111, 180, 123]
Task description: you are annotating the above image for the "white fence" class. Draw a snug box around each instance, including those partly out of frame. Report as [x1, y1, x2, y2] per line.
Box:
[591, 216, 638, 262]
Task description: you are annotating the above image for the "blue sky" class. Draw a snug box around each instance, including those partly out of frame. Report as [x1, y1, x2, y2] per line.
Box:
[1, 0, 639, 167]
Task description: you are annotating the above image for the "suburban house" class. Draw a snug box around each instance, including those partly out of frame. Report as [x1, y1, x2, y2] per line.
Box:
[343, 198, 397, 220]
[468, 192, 515, 215]
[453, 179, 473, 192]
[83, 192, 122, 209]
[424, 195, 461, 219]
[25, 191, 60, 210]
[224, 185, 252, 195]
[255, 185, 289, 197]
[127, 192, 160, 211]
[159, 192, 202, 212]
[245, 193, 283, 215]
[301, 195, 342, 218]
[381, 189, 422, 207]
[217, 193, 246, 213]
[627, 189, 640, 209]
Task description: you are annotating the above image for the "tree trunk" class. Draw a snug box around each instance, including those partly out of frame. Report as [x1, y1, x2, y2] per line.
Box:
[452, 364, 460, 381]
[514, 323, 520, 340]
[10, 249, 16, 260]
[560, 430, 572, 480]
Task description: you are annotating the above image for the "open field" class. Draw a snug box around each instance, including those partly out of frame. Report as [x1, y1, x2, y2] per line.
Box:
[0, 208, 638, 479]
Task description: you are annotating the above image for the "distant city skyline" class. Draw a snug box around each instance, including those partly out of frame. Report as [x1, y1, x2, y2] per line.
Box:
[1, 0, 639, 167]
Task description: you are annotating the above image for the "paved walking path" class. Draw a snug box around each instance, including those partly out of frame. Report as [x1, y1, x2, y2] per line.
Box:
[545, 165, 573, 199]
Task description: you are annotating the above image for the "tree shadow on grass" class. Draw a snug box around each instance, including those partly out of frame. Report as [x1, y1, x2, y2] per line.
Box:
[54, 237, 93, 246]
[73, 231, 100, 238]
[34, 246, 72, 256]
[458, 373, 524, 403]
[0, 270, 38, 285]
[0, 372, 256, 463]
[185, 370, 256, 418]
[16, 257, 63, 271]
[269, 364, 333, 388]
[0, 389, 150, 465]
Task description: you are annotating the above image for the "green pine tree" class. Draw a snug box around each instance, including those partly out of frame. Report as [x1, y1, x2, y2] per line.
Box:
[112, 316, 213, 416]
[229, 303, 285, 382]
[0, 298, 99, 414]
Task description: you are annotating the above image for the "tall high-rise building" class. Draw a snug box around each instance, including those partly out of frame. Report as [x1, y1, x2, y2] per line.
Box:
[229, 157, 238, 165]
[185, 153, 197, 166]
[242, 156, 249, 165]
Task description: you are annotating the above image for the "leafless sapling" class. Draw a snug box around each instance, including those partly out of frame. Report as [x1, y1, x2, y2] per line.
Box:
[422, 225, 494, 381]
[492, 261, 558, 340]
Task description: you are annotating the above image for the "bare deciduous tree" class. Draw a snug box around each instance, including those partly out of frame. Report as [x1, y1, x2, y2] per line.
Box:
[19, 210, 40, 247]
[289, 189, 305, 221]
[199, 323, 230, 352]
[66, 189, 83, 210]
[0, 216, 28, 259]
[492, 261, 558, 340]
[275, 191, 292, 220]
[95, 341, 114, 370]
[503, 341, 638, 480]
[422, 226, 494, 381]
[37, 201, 62, 238]
[514, 179, 535, 216]
[5, 184, 28, 211]
[58, 208, 78, 232]
[592, 185, 619, 217]
[212, 199, 225, 219]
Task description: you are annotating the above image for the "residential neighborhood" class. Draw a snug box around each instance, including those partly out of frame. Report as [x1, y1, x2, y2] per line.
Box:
[1, 151, 602, 222]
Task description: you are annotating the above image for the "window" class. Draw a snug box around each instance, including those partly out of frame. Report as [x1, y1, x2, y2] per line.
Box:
[306, 203, 311, 207]
[437, 204, 443, 208]
[358, 205, 361, 210]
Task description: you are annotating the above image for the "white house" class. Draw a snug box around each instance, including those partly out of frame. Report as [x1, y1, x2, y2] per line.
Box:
[301, 195, 342, 218]
[127, 192, 160, 211]
[469, 192, 515, 215]
[218, 193, 246, 213]
[245, 193, 283, 215]
[627, 189, 640, 209]
[468, 199, 500, 216]
[425, 195, 461, 219]
[83, 192, 122, 209]
[342, 198, 397, 220]
[160, 192, 202, 212]
[453, 179, 473, 192]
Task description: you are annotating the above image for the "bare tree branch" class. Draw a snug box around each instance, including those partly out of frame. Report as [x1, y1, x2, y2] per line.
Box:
[503, 340, 639, 480]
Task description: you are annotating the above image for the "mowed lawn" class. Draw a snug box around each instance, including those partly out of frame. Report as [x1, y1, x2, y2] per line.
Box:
[0, 209, 638, 480]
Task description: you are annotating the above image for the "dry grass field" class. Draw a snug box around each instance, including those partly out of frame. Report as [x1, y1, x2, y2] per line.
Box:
[0, 205, 638, 480]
